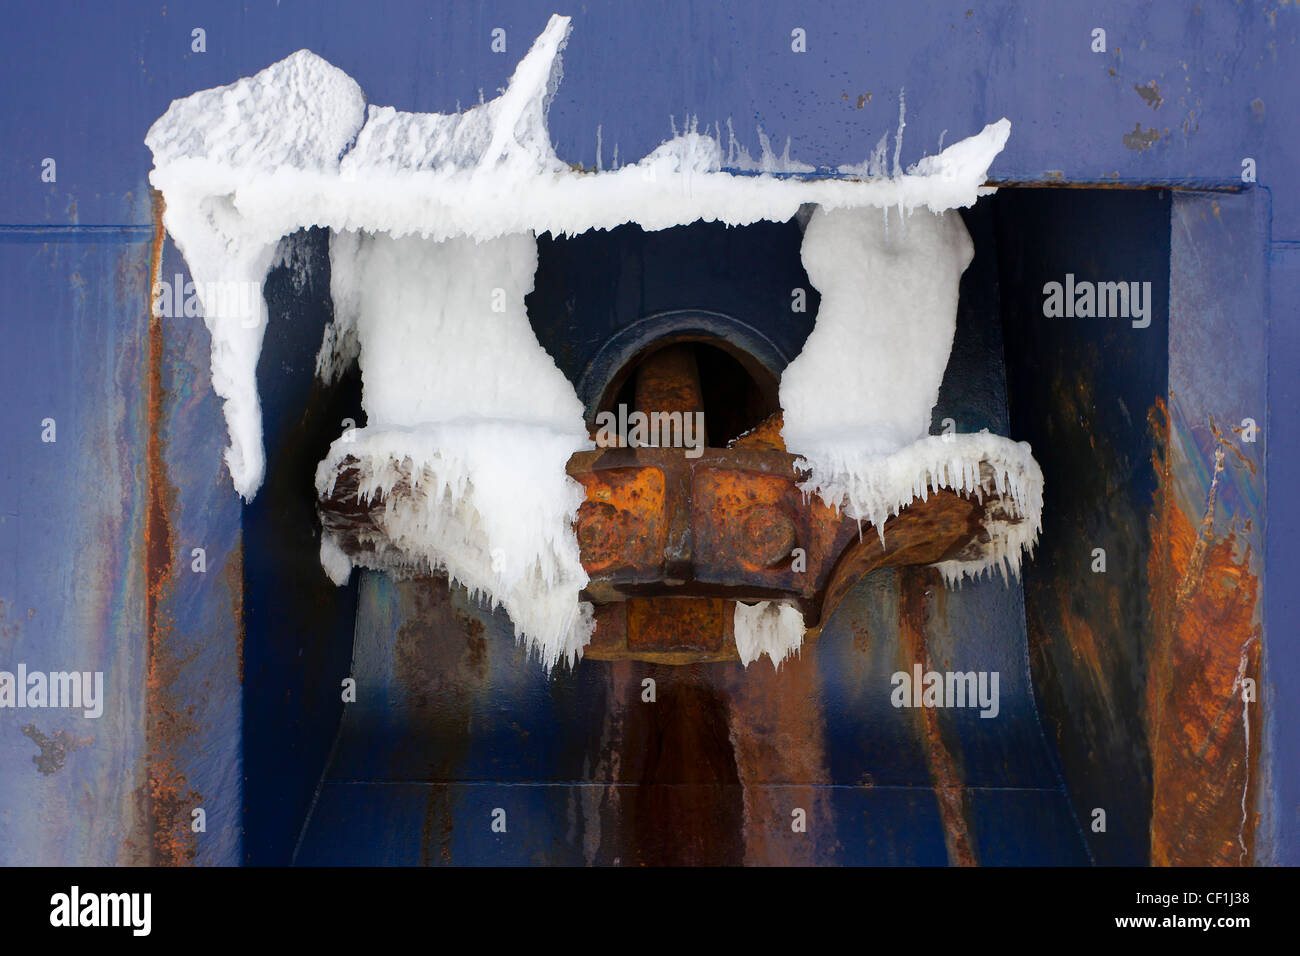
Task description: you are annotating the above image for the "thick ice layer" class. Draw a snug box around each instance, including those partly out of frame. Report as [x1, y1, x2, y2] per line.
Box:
[329, 231, 584, 429]
[145, 12, 1010, 498]
[794, 431, 1043, 585]
[146, 51, 367, 499]
[261, 118, 1008, 244]
[733, 601, 806, 668]
[317, 423, 593, 670]
[316, 229, 592, 666]
[781, 204, 974, 456]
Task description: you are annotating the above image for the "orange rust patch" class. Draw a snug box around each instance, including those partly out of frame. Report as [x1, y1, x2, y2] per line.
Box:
[693, 468, 797, 573]
[633, 343, 704, 417]
[587, 600, 739, 663]
[222, 541, 245, 684]
[728, 411, 787, 451]
[898, 567, 977, 867]
[627, 597, 727, 652]
[1147, 401, 1262, 866]
[140, 191, 201, 866]
[570, 466, 666, 574]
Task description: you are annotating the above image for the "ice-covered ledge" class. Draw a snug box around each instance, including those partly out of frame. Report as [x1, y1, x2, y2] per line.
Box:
[145, 12, 1009, 501]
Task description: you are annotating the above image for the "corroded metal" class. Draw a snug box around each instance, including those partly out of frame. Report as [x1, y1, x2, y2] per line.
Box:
[320, 443, 998, 661]
[633, 343, 704, 419]
[1147, 402, 1262, 866]
[586, 598, 737, 663]
[319, 343, 1011, 662]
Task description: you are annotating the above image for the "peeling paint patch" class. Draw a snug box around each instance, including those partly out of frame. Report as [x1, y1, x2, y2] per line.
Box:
[0, 598, 26, 645]
[1135, 81, 1164, 109]
[1123, 123, 1162, 151]
[20, 724, 92, 775]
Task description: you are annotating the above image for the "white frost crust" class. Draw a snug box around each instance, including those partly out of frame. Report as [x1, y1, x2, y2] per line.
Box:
[781, 204, 975, 457]
[317, 423, 594, 670]
[316, 228, 593, 668]
[733, 601, 806, 669]
[794, 431, 1044, 586]
[146, 50, 367, 500]
[145, 13, 1010, 499]
[330, 230, 584, 429]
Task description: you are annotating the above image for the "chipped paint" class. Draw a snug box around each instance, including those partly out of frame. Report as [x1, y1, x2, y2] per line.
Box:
[20, 724, 92, 775]
[1123, 123, 1162, 151]
[1135, 81, 1165, 109]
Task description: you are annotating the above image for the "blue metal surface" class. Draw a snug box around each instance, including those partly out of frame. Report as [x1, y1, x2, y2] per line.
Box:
[1267, 230, 1300, 865]
[0, 0, 1295, 866]
[1166, 189, 1269, 863]
[0, 233, 150, 864]
[3, 2, 1297, 223]
[295, 568, 1087, 865]
[153, 231, 245, 865]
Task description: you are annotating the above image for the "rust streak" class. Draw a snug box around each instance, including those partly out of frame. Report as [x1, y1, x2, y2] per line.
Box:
[139, 191, 201, 866]
[898, 567, 977, 866]
[723, 648, 833, 866]
[1147, 402, 1262, 866]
